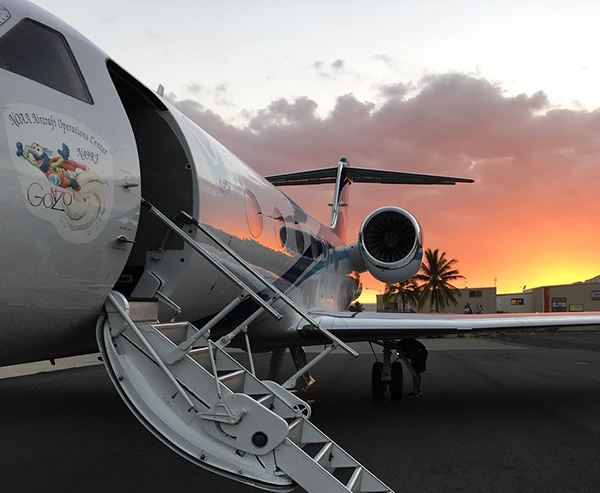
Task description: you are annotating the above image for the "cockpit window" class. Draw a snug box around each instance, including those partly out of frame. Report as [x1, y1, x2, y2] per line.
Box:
[0, 19, 93, 104]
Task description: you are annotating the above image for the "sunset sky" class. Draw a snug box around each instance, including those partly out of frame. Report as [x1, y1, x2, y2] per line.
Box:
[35, 0, 600, 303]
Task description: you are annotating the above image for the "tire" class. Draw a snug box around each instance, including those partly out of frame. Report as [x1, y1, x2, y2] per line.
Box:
[371, 362, 385, 401]
[390, 362, 403, 400]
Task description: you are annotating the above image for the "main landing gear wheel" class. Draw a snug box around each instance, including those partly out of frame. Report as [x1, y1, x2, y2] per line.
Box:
[371, 362, 385, 400]
[390, 362, 403, 400]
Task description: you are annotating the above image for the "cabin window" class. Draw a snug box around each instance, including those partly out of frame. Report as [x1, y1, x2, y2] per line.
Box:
[244, 190, 263, 238]
[310, 236, 320, 259]
[322, 240, 330, 266]
[273, 208, 286, 248]
[294, 223, 305, 255]
[0, 19, 92, 103]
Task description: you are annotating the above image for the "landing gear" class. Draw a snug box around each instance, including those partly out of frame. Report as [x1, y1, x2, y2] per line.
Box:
[370, 340, 404, 400]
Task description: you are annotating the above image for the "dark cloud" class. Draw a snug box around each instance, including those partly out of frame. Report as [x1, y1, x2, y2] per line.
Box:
[248, 96, 319, 131]
[331, 59, 345, 71]
[378, 82, 409, 100]
[186, 82, 203, 95]
[214, 83, 234, 107]
[312, 60, 332, 79]
[311, 59, 351, 78]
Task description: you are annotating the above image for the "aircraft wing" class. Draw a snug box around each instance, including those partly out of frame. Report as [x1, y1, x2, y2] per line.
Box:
[297, 311, 600, 343]
[265, 166, 474, 186]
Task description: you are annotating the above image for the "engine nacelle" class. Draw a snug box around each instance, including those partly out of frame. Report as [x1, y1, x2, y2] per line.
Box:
[357, 206, 423, 284]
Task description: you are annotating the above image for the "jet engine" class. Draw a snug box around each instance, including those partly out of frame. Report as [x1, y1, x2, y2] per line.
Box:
[357, 206, 423, 284]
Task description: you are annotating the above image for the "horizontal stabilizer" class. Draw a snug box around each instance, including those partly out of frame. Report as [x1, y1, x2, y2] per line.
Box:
[265, 166, 474, 186]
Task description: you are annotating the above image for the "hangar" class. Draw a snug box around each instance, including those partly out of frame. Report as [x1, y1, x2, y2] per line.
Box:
[497, 275, 600, 313]
[377, 275, 600, 314]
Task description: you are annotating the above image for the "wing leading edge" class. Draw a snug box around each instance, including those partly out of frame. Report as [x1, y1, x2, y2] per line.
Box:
[297, 311, 600, 343]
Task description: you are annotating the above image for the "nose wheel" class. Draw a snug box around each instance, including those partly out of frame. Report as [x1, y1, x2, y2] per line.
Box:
[370, 341, 404, 400]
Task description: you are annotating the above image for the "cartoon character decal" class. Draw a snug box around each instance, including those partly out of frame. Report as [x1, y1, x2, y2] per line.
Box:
[16, 142, 84, 191]
[15, 141, 108, 233]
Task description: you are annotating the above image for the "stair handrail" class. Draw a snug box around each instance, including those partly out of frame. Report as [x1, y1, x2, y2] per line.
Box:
[106, 292, 198, 412]
[143, 201, 358, 358]
[141, 200, 282, 321]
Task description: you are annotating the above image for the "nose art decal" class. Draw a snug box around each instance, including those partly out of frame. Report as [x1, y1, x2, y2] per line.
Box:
[0, 6, 10, 27]
[4, 104, 115, 244]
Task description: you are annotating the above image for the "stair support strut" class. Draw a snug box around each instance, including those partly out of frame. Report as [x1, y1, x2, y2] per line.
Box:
[283, 344, 337, 390]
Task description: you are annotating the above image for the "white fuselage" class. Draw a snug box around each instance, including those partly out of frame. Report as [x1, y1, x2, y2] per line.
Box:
[0, 0, 360, 366]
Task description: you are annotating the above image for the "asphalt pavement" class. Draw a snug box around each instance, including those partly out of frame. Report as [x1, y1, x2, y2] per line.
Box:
[2, 332, 600, 493]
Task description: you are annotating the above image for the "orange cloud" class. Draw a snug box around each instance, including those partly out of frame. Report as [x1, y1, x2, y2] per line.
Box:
[168, 73, 600, 301]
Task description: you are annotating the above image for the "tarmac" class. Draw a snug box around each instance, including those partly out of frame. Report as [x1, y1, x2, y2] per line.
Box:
[2, 332, 600, 493]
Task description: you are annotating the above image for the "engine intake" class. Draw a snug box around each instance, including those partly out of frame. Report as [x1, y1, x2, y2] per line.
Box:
[358, 207, 423, 284]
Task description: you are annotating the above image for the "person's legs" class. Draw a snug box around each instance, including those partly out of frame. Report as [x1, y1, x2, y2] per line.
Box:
[408, 365, 422, 397]
[414, 373, 422, 392]
[409, 349, 426, 396]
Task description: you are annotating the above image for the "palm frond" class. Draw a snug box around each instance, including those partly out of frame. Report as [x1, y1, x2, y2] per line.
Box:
[415, 248, 464, 313]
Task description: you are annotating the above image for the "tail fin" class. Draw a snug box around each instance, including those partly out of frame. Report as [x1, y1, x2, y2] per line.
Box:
[329, 157, 350, 240]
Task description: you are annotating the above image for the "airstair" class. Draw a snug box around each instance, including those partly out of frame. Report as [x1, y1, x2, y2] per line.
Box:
[98, 200, 393, 493]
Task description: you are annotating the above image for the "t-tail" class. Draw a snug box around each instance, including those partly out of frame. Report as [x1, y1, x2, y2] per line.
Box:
[265, 157, 474, 243]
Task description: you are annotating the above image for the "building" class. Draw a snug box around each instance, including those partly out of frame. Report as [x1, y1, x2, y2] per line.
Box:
[498, 276, 600, 313]
[530, 279, 600, 313]
[496, 291, 534, 313]
[376, 286, 497, 314]
[377, 275, 600, 314]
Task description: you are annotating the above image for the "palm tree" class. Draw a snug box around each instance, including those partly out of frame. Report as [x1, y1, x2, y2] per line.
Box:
[383, 280, 420, 312]
[415, 248, 465, 313]
[348, 301, 365, 312]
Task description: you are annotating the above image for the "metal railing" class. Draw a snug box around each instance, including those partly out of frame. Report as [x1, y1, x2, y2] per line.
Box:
[142, 199, 358, 358]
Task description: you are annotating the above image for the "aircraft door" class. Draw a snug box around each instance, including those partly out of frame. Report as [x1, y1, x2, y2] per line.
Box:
[0, 12, 140, 363]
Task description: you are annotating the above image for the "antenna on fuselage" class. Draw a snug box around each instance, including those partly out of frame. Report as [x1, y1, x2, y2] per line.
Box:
[156, 84, 165, 97]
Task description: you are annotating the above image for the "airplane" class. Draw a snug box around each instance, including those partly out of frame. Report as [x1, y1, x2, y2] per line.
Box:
[2, 1, 600, 492]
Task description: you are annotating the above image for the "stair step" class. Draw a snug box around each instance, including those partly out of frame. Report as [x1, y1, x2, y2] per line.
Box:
[153, 322, 191, 344]
[128, 299, 159, 323]
[188, 347, 241, 373]
[188, 347, 210, 366]
[346, 466, 363, 492]
[275, 437, 393, 493]
[255, 394, 274, 407]
[314, 442, 333, 465]
[218, 369, 247, 392]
